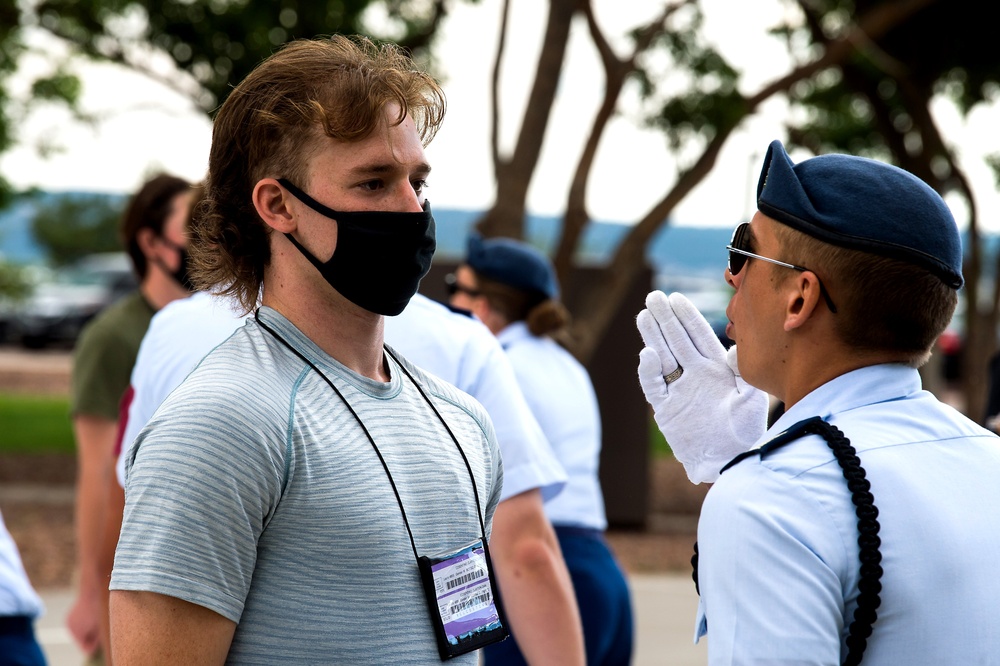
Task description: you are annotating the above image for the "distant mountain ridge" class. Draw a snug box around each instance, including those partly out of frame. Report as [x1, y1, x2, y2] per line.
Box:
[1, 191, 734, 277]
[3, 191, 992, 282]
[421, 207, 733, 278]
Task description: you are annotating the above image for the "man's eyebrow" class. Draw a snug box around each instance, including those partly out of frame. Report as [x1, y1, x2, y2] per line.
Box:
[347, 161, 432, 176]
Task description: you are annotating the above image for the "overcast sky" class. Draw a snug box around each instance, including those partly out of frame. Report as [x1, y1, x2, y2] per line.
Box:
[2, 0, 998, 231]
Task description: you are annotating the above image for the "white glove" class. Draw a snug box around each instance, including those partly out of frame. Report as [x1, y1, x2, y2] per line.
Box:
[636, 291, 768, 484]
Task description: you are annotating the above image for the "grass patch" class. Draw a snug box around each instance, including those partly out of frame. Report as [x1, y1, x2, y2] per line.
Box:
[649, 415, 673, 458]
[0, 393, 74, 453]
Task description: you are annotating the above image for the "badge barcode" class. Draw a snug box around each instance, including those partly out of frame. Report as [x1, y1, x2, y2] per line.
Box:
[446, 569, 485, 590]
[449, 591, 492, 615]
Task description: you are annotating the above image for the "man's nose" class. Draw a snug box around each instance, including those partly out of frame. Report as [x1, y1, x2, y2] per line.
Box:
[392, 182, 425, 213]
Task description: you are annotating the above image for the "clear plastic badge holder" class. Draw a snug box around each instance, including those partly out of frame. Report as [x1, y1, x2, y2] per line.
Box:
[418, 538, 509, 659]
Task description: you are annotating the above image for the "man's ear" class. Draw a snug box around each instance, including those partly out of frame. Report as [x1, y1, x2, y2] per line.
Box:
[135, 227, 158, 257]
[253, 179, 296, 233]
[784, 272, 823, 332]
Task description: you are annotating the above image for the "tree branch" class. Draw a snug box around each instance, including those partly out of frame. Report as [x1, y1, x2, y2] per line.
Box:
[554, 0, 688, 287]
[36, 25, 209, 113]
[398, 0, 450, 53]
[568, 0, 941, 362]
[490, 0, 512, 178]
[476, 0, 583, 239]
[749, 0, 937, 107]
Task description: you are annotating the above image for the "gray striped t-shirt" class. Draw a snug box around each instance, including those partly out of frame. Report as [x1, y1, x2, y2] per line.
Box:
[111, 306, 504, 664]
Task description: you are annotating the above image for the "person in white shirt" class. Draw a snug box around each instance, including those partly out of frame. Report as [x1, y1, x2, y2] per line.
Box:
[0, 510, 46, 665]
[449, 234, 633, 666]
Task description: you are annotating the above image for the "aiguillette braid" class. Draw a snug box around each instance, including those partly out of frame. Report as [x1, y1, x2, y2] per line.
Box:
[801, 419, 883, 666]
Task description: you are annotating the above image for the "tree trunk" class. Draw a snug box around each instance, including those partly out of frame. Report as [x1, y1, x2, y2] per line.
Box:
[476, 0, 582, 239]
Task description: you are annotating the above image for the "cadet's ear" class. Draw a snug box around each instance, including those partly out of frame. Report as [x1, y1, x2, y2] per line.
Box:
[784, 271, 824, 332]
[253, 179, 296, 233]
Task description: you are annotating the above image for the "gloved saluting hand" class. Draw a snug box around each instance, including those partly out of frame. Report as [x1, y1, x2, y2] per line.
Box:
[636, 291, 768, 484]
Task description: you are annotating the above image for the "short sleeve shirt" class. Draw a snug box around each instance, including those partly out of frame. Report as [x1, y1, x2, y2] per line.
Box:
[71, 291, 155, 419]
[112, 307, 503, 663]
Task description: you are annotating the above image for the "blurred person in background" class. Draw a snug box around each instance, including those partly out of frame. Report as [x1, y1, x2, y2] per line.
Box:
[982, 350, 1000, 433]
[66, 173, 193, 664]
[449, 235, 633, 666]
[0, 509, 46, 665]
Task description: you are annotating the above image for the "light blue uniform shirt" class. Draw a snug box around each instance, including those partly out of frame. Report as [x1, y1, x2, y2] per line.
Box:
[387, 297, 566, 501]
[696, 364, 1000, 664]
[497, 321, 607, 529]
[0, 509, 43, 618]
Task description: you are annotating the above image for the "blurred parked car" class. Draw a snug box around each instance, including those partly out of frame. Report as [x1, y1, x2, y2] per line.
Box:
[653, 273, 734, 348]
[10, 253, 137, 349]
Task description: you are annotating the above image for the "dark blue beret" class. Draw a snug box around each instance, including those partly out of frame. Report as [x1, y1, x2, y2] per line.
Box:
[466, 234, 560, 299]
[757, 140, 963, 288]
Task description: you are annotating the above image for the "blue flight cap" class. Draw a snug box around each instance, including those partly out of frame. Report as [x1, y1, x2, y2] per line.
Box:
[466, 233, 560, 299]
[757, 140, 963, 288]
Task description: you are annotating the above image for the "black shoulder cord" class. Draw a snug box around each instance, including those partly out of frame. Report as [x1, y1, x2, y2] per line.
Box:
[694, 416, 884, 666]
[382, 345, 490, 540]
[253, 311, 489, 560]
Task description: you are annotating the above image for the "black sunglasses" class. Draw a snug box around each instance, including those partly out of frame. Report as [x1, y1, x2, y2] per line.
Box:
[444, 273, 481, 298]
[727, 222, 838, 313]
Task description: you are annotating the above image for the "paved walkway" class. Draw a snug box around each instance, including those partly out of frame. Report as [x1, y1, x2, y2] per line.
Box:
[35, 573, 706, 665]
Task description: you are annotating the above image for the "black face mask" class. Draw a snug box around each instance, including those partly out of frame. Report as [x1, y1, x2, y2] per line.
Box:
[172, 246, 195, 292]
[278, 178, 436, 316]
[156, 236, 195, 292]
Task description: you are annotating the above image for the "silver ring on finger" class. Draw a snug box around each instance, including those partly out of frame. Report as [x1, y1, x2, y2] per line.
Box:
[663, 365, 683, 384]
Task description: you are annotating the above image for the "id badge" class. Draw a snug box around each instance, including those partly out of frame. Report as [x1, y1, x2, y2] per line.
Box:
[418, 538, 509, 660]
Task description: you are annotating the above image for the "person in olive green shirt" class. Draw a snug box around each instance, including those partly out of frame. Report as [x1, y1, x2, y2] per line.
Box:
[67, 173, 193, 665]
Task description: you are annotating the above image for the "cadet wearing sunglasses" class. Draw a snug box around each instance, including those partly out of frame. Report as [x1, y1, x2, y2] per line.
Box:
[635, 140, 1000, 665]
[727, 221, 838, 313]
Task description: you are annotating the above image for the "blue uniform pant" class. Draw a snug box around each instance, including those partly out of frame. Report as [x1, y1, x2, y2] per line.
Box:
[0, 616, 46, 666]
[484, 526, 634, 666]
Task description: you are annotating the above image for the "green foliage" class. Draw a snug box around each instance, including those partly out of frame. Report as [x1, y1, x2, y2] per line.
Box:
[31, 193, 125, 266]
[0, 261, 32, 299]
[649, 414, 673, 458]
[852, 0, 1000, 113]
[0, 3, 25, 206]
[30, 69, 83, 103]
[0, 0, 471, 216]
[651, 89, 748, 150]
[0, 393, 74, 453]
[632, 3, 745, 150]
[780, 0, 1000, 160]
[786, 64, 890, 160]
[26, 0, 466, 114]
[986, 153, 1000, 189]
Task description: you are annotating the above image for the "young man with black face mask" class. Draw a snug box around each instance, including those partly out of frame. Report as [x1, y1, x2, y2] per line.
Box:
[109, 37, 519, 664]
[66, 173, 192, 664]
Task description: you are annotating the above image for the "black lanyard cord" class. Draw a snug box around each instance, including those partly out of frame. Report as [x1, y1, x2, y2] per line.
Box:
[384, 345, 488, 537]
[254, 310, 487, 561]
